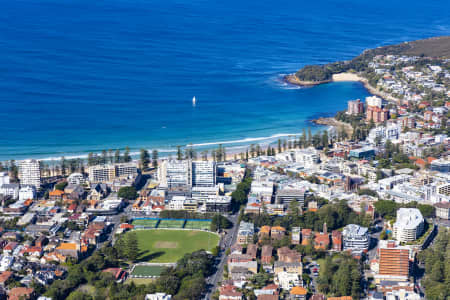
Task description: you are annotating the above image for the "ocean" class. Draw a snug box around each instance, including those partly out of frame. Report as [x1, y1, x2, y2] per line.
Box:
[0, 0, 449, 161]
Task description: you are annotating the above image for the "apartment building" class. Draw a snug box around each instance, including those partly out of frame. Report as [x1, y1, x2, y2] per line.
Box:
[18, 159, 41, 189]
[158, 160, 192, 187]
[237, 222, 254, 245]
[0, 172, 9, 185]
[434, 202, 450, 220]
[342, 224, 369, 251]
[275, 188, 306, 206]
[377, 240, 410, 282]
[192, 161, 216, 187]
[88, 162, 137, 183]
[393, 208, 424, 242]
[347, 99, 364, 115]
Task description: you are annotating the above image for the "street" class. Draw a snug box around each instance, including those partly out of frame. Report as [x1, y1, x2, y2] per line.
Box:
[203, 212, 240, 300]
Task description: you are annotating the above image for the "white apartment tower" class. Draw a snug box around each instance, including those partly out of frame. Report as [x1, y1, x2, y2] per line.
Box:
[342, 224, 369, 251]
[158, 160, 192, 188]
[393, 208, 424, 242]
[192, 161, 216, 187]
[18, 159, 41, 189]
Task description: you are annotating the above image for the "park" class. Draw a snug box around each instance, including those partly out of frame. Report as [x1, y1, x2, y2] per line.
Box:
[124, 229, 220, 263]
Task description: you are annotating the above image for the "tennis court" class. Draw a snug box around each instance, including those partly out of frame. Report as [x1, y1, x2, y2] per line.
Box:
[184, 220, 211, 230]
[131, 265, 166, 277]
[158, 219, 185, 228]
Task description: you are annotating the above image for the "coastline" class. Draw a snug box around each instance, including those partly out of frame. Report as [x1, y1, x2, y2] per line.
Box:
[312, 117, 353, 137]
[285, 72, 401, 104]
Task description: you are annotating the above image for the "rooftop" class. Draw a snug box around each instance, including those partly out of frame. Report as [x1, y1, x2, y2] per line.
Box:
[394, 208, 424, 229]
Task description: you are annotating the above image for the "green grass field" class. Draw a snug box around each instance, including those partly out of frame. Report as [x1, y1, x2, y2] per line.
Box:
[158, 220, 185, 228]
[132, 219, 158, 227]
[127, 229, 220, 263]
[131, 265, 166, 277]
[184, 220, 211, 230]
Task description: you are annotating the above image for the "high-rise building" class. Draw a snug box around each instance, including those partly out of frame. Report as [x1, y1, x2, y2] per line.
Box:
[158, 160, 192, 188]
[0, 172, 10, 185]
[378, 240, 410, 281]
[18, 159, 41, 189]
[192, 161, 216, 187]
[275, 188, 306, 206]
[347, 99, 364, 115]
[366, 106, 389, 123]
[342, 224, 369, 251]
[88, 163, 137, 183]
[393, 208, 424, 242]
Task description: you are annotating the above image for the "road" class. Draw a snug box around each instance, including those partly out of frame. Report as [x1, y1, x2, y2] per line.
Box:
[203, 212, 240, 300]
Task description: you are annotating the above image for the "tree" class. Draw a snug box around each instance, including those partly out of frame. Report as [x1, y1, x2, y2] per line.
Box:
[140, 148, 150, 169]
[322, 130, 329, 149]
[55, 181, 68, 191]
[113, 149, 120, 163]
[118, 186, 137, 200]
[277, 139, 282, 153]
[101, 150, 108, 165]
[126, 232, 139, 262]
[210, 214, 232, 231]
[60, 156, 66, 176]
[307, 127, 312, 146]
[123, 146, 132, 162]
[152, 150, 159, 168]
[177, 146, 183, 160]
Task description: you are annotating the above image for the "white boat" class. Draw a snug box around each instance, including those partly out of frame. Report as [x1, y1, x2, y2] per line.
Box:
[192, 96, 196, 105]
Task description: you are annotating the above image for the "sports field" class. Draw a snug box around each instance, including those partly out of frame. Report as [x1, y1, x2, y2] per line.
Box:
[184, 220, 211, 230]
[132, 219, 158, 227]
[158, 219, 185, 228]
[131, 265, 166, 277]
[126, 229, 220, 263]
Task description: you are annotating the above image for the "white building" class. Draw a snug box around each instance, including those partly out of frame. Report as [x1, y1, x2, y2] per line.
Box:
[88, 163, 137, 183]
[67, 172, 86, 185]
[293, 147, 320, 167]
[191, 186, 219, 202]
[275, 272, 301, 290]
[378, 174, 412, 190]
[145, 293, 172, 300]
[393, 208, 424, 242]
[366, 95, 383, 108]
[342, 224, 369, 251]
[158, 160, 191, 187]
[367, 123, 401, 144]
[0, 183, 20, 199]
[0, 172, 10, 185]
[18, 159, 41, 189]
[18, 185, 36, 201]
[192, 161, 216, 187]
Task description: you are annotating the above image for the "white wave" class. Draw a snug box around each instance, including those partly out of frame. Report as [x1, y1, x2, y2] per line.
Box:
[190, 133, 302, 147]
[16, 131, 324, 163]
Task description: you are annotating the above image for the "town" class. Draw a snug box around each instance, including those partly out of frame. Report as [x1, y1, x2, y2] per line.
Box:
[0, 53, 449, 299]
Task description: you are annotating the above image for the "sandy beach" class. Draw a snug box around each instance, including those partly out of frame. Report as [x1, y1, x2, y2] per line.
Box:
[286, 72, 401, 104]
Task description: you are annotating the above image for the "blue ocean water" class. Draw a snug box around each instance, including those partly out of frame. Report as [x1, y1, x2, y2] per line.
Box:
[0, 0, 449, 161]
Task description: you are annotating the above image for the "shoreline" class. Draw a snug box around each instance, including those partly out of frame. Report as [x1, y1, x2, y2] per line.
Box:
[285, 72, 401, 104]
[311, 117, 353, 137]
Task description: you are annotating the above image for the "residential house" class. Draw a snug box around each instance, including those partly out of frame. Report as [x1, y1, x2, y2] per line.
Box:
[259, 226, 271, 242]
[49, 190, 65, 202]
[261, 245, 273, 264]
[290, 286, 307, 299]
[314, 232, 330, 250]
[331, 230, 342, 251]
[273, 261, 302, 275]
[277, 247, 301, 263]
[271, 226, 286, 240]
[8, 287, 34, 300]
[246, 244, 257, 259]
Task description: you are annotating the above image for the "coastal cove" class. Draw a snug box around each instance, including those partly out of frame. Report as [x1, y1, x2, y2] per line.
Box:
[1, 0, 449, 161]
[285, 72, 400, 104]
